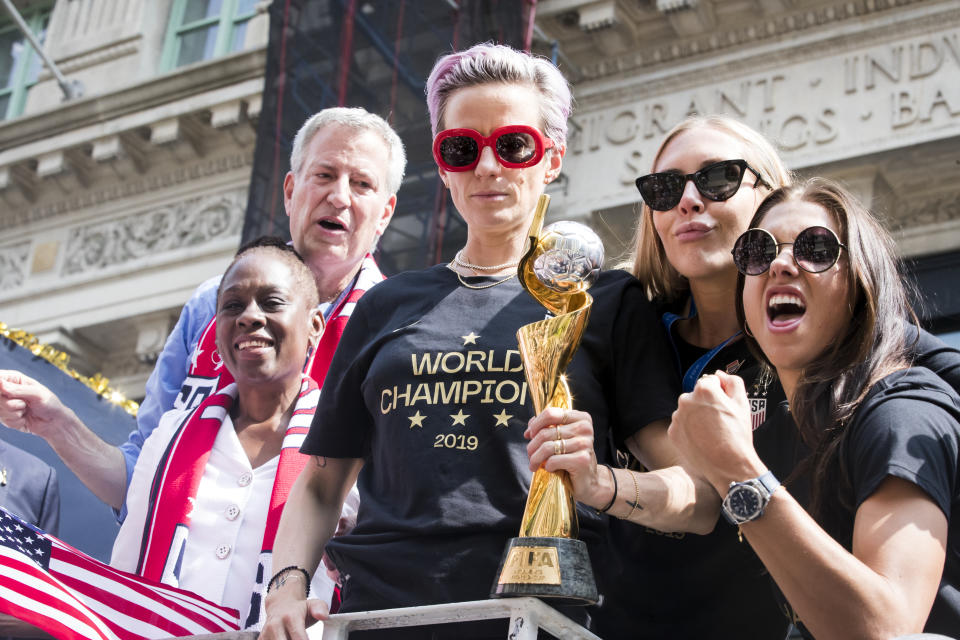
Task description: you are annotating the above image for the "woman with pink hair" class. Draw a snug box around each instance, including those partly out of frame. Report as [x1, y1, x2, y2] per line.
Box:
[260, 43, 680, 640]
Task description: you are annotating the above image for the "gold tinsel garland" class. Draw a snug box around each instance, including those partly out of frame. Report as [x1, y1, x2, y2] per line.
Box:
[0, 322, 139, 417]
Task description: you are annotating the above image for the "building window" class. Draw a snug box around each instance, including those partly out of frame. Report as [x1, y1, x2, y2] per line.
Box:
[161, 0, 258, 71]
[0, 6, 49, 121]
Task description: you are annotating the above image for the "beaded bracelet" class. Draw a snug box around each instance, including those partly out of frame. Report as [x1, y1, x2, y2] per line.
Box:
[597, 464, 618, 513]
[267, 565, 311, 598]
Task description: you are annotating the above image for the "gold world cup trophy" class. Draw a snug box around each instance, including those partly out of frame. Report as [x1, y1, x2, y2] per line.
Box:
[491, 194, 603, 604]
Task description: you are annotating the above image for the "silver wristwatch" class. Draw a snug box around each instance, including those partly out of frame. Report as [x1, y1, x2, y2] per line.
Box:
[721, 471, 780, 525]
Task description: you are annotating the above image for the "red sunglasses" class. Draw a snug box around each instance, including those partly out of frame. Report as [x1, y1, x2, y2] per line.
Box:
[432, 125, 554, 172]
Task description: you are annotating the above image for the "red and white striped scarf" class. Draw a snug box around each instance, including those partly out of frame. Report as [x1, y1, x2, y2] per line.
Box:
[184, 254, 384, 395]
[135, 376, 319, 628]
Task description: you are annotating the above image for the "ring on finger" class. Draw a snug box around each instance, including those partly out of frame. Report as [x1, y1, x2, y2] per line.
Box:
[555, 425, 563, 440]
[559, 438, 566, 455]
[553, 439, 562, 456]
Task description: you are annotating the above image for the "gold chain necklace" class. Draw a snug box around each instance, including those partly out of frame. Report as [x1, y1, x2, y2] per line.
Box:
[455, 270, 518, 290]
[453, 250, 519, 272]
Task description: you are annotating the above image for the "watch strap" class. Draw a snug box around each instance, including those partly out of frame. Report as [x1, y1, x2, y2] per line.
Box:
[756, 470, 780, 496]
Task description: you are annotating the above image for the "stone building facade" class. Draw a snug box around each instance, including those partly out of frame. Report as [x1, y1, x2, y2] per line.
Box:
[1, 0, 958, 406]
[1, 0, 269, 399]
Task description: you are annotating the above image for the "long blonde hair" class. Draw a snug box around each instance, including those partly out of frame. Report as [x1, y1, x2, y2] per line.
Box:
[625, 115, 792, 302]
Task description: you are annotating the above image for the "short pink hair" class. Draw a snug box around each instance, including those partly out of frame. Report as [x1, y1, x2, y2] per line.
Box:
[425, 43, 572, 147]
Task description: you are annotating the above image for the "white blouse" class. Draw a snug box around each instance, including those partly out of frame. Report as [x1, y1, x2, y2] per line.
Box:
[111, 405, 350, 626]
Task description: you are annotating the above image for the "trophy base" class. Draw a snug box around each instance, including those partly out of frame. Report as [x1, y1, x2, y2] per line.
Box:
[490, 536, 598, 605]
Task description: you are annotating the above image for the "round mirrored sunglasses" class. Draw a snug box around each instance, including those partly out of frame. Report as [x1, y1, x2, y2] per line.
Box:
[732, 225, 846, 276]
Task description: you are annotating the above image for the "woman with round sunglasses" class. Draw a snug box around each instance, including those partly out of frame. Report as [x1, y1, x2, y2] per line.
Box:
[669, 178, 960, 638]
[260, 43, 680, 640]
[551, 115, 797, 640]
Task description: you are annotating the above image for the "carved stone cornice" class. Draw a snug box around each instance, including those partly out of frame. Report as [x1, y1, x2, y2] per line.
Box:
[4, 152, 252, 230]
[548, 0, 943, 83]
[571, 2, 960, 110]
[38, 36, 141, 77]
[890, 193, 960, 232]
[61, 189, 246, 277]
[0, 242, 30, 290]
[0, 48, 266, 153]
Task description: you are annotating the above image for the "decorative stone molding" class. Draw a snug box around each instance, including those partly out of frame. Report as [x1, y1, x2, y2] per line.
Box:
[210, 101, 245, 129]
[62, 189, 246, 276]
[46, 0, 145, 61]
[663, 0, 716, 37]
[572, 0, 935, 80]
[133, 313, 176, 366]
[579, 2, 617, 31]
[573, 4, 958, 112]
[37, 149, 94, 192]
[92, 132, 149, 177]
[0, 243, 30, 291]
[890, 193, 960, 232]
[39, 38, 141, 78]
[51, 0, 143, 40]
[5, 152, 252, 230]
[0, 165, 37, 207]
[0, 49, 266, 154]
[33, 328, 106, 377]
[657, 0, 698, 13]
[151, 115, 207, 158]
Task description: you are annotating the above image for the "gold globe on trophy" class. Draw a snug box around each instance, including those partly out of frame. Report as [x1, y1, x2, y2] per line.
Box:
[491, 193, 603, 604]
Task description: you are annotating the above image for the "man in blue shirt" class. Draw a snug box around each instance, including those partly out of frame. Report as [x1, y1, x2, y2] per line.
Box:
[0, 107, 406, 517]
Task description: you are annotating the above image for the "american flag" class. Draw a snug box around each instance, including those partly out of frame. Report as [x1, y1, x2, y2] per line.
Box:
[0, 506, 240, 640]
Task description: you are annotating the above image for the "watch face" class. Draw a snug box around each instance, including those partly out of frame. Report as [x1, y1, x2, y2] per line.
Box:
[728, 485, 763, 520]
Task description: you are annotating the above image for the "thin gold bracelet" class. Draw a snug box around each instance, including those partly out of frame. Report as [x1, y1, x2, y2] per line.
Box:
[621, 471, 641, 521]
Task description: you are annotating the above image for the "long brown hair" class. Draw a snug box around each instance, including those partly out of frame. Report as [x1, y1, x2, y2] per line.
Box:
[735, 178, 914, 527]
[624, 115, 792, 302]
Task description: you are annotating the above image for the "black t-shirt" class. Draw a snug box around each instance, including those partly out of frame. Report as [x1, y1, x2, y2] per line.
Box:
[301, 265, 678, 616]
[598, 311, 791, 640]
[909, 324, 960, 391]
[756, 324, 960, 510]
[779, 368, 960, 636]
[754, 326, 960, 634]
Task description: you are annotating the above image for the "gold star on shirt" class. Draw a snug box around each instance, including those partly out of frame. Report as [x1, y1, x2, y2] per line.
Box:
[450, 409, 469, 426]
[461, 332, 479, 345]
[493, 409, 512, 428]
[408, 411, 426, 429]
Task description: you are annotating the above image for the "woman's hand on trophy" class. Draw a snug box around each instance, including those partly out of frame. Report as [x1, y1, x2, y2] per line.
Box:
[0, 370, 80, 441]
[525, 407, 610, 507]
